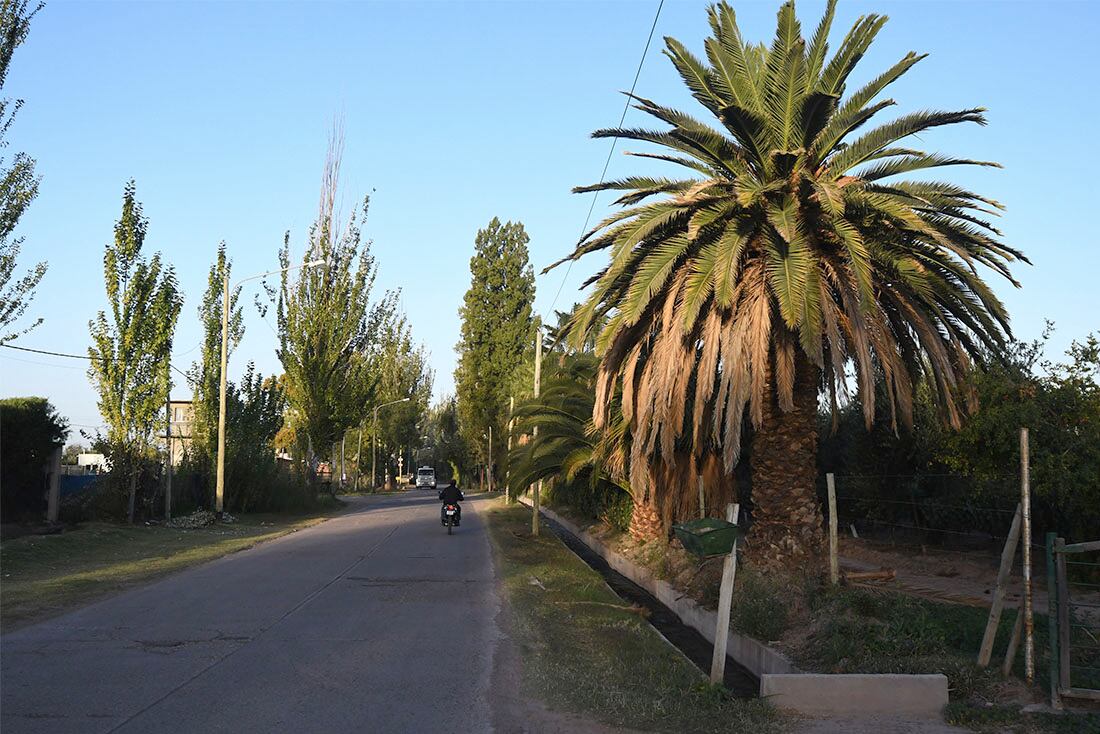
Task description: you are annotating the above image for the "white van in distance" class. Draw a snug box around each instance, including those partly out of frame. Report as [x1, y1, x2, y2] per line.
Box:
[416, 466, 437, 489]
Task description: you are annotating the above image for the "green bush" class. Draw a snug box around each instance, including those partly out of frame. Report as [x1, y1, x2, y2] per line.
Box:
[82, 447, 162, 522]
[0, 397, 68, 519]
[599, 492, 633, 533]
[172, 365, 312, 514]
[728, 570, 793, 641]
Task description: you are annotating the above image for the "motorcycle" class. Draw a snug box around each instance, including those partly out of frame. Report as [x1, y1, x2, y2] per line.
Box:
[442, 503, 459, 534]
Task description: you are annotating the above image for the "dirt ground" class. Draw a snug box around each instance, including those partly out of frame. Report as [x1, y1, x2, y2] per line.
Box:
[838, 536, 1100, 618]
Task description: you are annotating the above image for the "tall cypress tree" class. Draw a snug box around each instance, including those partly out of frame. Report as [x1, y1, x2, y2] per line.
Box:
[454, 218, 535, 477]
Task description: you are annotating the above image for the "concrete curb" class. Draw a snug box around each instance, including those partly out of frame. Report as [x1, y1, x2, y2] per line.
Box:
[518, 498, 949, 718]
[760, 674, 949, 717]
[518, 498, 796, 677]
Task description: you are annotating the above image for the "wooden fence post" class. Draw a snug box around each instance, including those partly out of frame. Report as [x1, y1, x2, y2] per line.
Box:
[46, 447, 62, 523]
[1054, 537, 1071, 693]
[978, 503, 1022, 667]
[710, 502, 739, 684]
[1045, 532, 1063, 710]
[827, 473, 838, 586]
[1020, 427, 1034, 685]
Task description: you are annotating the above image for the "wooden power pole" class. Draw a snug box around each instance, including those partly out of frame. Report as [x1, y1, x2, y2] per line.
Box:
[532, 327, 542, 536]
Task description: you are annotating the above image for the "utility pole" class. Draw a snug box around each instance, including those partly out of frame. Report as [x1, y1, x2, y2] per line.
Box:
[506, 395, 514, 501]
[165, 382, 172, 522]
[532, 327, 542, 536]
[355, 420, 364, 490]
[215, 259, 324, 515]
[488, 425, 493, 492]
[340, 435, 346, 487]
[216, 272, 229, 514]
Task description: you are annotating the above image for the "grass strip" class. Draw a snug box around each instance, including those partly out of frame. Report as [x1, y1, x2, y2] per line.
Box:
[1, 510, 336, 629]
[485, 500, 779, 733]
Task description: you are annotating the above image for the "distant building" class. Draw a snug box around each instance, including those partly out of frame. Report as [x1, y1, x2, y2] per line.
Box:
[76, 453, 108, 474]
[166, 399, 194, 465]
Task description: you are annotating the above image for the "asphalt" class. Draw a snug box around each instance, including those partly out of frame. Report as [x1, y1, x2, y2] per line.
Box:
[0, 492, 503, 734]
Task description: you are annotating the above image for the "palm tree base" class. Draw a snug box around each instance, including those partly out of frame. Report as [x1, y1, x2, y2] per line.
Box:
[742, 515, 825, 575]
[628, 498, 664, 543]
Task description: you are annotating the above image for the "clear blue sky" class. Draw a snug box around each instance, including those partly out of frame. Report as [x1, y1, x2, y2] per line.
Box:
[3, 0, 1098, 438]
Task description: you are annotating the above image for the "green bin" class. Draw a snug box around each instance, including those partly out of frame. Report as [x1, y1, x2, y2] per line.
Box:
[672, 518, 744, 557]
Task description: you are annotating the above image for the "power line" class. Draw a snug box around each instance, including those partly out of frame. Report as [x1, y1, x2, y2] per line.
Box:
[0, 353, 85, 370]
[2, 343, 106, 361]
[547, 0, 665, 317]
[2, 343, 196, 385]
[172, 340, 202, 358]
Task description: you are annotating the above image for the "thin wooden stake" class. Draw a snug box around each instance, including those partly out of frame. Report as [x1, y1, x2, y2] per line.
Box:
[827, 473, 838, 586]
[697, 476, 705, 519]
[710, 502, 739, 684]
[1001, 602, 1024, 677]
[978, 503, 1022, 667]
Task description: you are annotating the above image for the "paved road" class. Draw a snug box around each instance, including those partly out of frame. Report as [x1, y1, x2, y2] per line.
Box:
[1, 492, 504, 733]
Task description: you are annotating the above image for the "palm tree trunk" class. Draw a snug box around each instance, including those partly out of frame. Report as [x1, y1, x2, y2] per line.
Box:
[745, 351, 825, 573]
[628, 495, 663, 543]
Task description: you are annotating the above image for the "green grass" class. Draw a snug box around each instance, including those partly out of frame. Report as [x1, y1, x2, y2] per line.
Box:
[485, 501, 779, 733]
[795, 586, 1100, 733]
[0, 509, 338, 629]
[796, 587, 1003, 698]
[945, 702, 1100, 734]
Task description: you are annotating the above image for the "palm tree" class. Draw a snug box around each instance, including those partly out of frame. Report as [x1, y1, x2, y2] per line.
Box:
[507, 353, 636, 528]
[550, 0, 1026, 570]
[509, 351, 739, 541]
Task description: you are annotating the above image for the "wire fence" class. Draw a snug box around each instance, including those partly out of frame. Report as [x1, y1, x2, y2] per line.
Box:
[821, 473, 1075, 552]
[815, 472, 1100, 617]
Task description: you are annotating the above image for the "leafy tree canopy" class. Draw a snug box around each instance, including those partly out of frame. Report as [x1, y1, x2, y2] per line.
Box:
[0, 0, 45, 344]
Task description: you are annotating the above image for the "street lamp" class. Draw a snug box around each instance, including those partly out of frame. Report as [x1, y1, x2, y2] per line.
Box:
[215, 259, 325, 514]
[371, 397, 410, 489]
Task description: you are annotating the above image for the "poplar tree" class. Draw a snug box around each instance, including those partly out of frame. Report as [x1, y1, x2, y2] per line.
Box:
[88, 182, 183, 522]
[189, 242, 243, 460]
[0, 1, 45, 344]
[276, 132, 392, 466]
[454, 217, 535, 475]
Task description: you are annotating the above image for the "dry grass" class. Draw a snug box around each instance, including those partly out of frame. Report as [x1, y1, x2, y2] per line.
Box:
[0, 511, 336, 629]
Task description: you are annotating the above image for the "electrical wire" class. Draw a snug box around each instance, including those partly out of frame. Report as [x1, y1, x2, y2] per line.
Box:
[546, 0, 665, 318]
[1, 343, 196, 385]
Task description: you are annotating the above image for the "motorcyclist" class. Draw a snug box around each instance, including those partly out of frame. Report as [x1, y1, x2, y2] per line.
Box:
[438, 479, 464, 526]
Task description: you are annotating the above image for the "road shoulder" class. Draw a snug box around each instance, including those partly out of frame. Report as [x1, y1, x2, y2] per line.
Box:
[484, 499, 779, 733]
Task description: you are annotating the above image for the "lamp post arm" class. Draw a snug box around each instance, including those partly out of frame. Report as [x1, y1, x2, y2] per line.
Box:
[234, 260, 326, 288]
